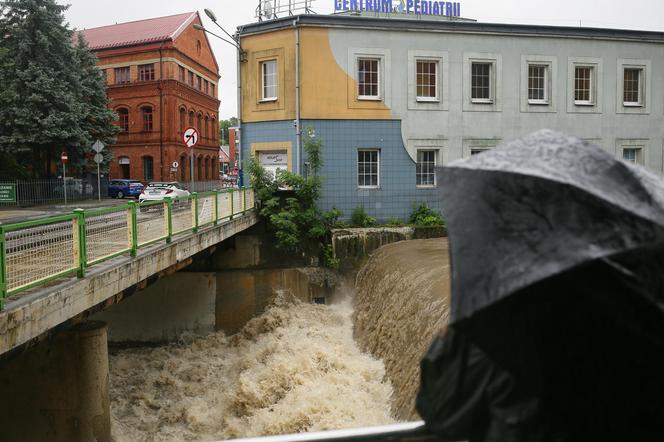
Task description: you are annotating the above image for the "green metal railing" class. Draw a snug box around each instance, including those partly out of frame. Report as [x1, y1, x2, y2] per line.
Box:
[0, 187, 255, 310]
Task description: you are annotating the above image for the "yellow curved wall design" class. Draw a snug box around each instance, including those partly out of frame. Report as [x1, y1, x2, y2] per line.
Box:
[300, 27, 392, 120]
[241, 27, 391, 123]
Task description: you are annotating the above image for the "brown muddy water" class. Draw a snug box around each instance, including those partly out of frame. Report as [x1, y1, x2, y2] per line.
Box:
[109, 238, 450, 441]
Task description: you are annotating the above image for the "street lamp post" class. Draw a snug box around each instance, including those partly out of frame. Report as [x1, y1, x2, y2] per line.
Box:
[193, 12, 246, 187]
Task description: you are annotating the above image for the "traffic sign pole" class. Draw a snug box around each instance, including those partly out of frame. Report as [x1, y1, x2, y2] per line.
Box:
[182, 127, 199, 191]
[92, 142, 105, 201]
[61, 152, 68, 206]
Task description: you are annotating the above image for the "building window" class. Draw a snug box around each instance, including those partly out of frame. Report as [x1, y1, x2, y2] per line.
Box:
[196, 40, 202, 56]
[357, 149, 379, 188]
[197, 113, 202, 135]
[180, 154, 187, 181]
[204, 157, 210, 180]
[141, 106, 153, 131]
[528, 64, 548, 104]
[119, 157, 130, 179]
[143, 156, 154, 181]
[197, 157, 203, 180]
[471, 62, 492, 102]
[196, 75, 202, 90]
[179, 108, 186, 132]
[211, 83, 215, 97]
[623, 68, 643, 106]
[189, 110, 195, 127]
[204, 116, 209, 139]
[574, 66, 593, 105]
[117, 108, 129, 132]
[416, 150, 436, 187]
[471, 148, 490, 156]
[621, 146, 643, 165]
[416, 60, 438, 101]
[261, 60, 278, 101]
[211, 119, 217, 142]
[114, 66, 130, 84]
[138, 64, 155, 81]
[204, 80, 209, 94]
[188, 70, 194, 86]
[358, 58, 380, 99]
[179, 66, 185, 82]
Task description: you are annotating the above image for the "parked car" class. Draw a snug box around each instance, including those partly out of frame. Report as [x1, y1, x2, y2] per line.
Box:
[108, 179, 144, 199]
[138, 182, 190, 203]
[53, 179, 94, 197]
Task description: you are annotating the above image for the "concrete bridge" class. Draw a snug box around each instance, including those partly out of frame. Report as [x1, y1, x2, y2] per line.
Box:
[0, 189, 259, 441]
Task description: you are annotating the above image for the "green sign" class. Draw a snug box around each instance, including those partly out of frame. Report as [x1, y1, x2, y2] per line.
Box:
[0, 184, 16, 203]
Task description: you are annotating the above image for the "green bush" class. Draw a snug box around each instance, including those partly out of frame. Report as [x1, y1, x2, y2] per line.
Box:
[387, 217, 404, 226]
[409, 203, 445, 226]
[351, 206, 377, 227]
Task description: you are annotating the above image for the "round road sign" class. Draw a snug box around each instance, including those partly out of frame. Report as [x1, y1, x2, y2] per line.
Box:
[61, 152, 68, 163]
[172, 161, 179, 169]
[183, 127, 199, 148]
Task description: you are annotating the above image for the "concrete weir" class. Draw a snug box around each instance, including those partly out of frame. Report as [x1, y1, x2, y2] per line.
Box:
[0, 321, 111, 442]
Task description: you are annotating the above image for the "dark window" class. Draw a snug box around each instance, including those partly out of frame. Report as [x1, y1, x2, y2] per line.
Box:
[197, 75, 202, 90]
[528, 64, 547, 103]
[179, 66, 185, 82]
[416, 60, 437, 100]
[143, 156, 154, 181]
[189, 111, 195, 127]
[197, 113, 202, 134]
[142, 106, 153, 131]
[623, 68, 643, 105]
[179, 108, 186, 132]
[471, 62, 491, 101]
[416, 150, 436, 186]
[211, 84, 215, 97]
[357, 149, 379, 187]
[204, 116, 209, 139]
[197, 157, 203, 180]
[180, 155, 187, 181]
[138, 64, 155, 81]
[358, 58, 379, 98]
[574, 66, 593, 104]
[119, 157, 130, 179]
[117, 108, 129, 132]
[188, 71, 194, 86]
[204, 80, 209, 94]
[205, 157, 210, 180]
[114, 66, 130, 84]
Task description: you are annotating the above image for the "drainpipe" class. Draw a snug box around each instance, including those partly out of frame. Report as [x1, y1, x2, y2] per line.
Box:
[159, 43, 165, 181]
[236, 29, 243, 187]
[294, 17, 301, 175]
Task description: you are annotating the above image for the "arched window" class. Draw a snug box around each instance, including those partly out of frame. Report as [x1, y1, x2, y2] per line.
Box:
[143, 156, 154, 181]
[179, 107, 186, 132]
[197, 113, 202, 135]
[189, 110, 195, 127]
[180, 154, 187, 181]
[211, 158, 217, 179]
[211, 118, 217, 142]
[197, 156, 203, 180]
[204, 115, 209, 140]
[117, 108, 129, 132]
[204, 157, 210, 180]
[141, 106, 153, 131]
[118, 156, 130, 179]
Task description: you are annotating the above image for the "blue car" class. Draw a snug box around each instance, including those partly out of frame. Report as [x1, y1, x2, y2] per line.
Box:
[108, 179, 144, 199]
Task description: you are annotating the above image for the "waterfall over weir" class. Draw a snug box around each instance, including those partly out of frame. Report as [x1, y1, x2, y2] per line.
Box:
[109, 238, 450, 441]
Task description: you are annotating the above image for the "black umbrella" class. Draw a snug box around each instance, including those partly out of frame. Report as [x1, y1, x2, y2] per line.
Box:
[418, 130, 664, 441]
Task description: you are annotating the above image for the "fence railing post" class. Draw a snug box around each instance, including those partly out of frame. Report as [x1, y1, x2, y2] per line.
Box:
[127, 201, 138, 257]
[0, 226, 6, 310]
[73, 209, 87, 278]
[229, 188, 234, 220]
[164, 197, 173, 243]
[192, 193, 199, 233]
[213, 190, 219, 225]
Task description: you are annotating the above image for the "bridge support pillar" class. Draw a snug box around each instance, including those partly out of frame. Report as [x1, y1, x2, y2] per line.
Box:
[0, 321, 111, 442]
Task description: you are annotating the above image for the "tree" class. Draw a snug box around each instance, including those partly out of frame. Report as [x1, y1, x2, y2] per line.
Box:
[0, 0, 117, 178]
[218, 117, 238, 145]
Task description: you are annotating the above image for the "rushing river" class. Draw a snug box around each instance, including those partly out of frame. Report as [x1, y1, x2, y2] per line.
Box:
[109, 292, 395, 441]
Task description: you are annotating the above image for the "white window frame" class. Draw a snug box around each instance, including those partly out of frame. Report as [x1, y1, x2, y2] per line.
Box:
[357, 149, 380, 189]
[260, 59, 278, 102]
[462, 138, 499, 158]
[574, 65, 594, 106]
[527, 64, 548, 105]
[622, 67, 644, 107]
[357, 57, 381, 101]
[616, 139, 648, 167]
[622, 147, 640, 163]
[470, 61, 493, 104]
[416, 149, 437, 187]
[415, 59, 439, 102]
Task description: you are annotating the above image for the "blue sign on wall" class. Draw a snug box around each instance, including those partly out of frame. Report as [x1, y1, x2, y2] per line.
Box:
[334, 0, 461, 18]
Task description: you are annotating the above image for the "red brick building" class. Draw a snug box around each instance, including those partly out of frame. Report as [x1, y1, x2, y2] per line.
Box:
[81, 12, 220, 183]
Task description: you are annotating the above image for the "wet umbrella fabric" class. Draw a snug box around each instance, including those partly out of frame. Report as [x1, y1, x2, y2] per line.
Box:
[417, 130, 664, 441]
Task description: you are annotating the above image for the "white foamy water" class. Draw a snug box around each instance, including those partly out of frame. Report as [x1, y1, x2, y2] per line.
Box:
[109, 293, 395, 442]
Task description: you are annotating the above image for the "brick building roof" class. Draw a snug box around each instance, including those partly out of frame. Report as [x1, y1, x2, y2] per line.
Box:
[79, 12, 197, 50]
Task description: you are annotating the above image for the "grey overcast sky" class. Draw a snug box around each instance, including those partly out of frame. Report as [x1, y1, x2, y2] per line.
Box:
[61, 0, 663, 119]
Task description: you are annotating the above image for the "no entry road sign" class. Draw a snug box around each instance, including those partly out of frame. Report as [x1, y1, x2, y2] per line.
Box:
[183, 127, 199, 148]
[61, 152, 68, 163]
